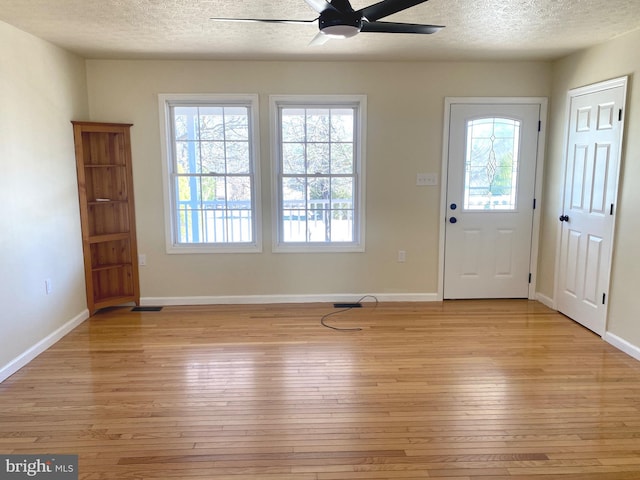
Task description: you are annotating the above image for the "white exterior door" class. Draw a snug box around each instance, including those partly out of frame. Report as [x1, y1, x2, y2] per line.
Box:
[556, 78, 627, 336]
[443, 102, 542, 299]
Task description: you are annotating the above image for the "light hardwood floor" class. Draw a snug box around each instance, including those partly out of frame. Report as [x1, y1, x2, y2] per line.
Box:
[2, 300, 640, 479]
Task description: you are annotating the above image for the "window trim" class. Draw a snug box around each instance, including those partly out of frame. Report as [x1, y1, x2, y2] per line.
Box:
[269, 94, 367, 253]
[158, 93, 262, 254]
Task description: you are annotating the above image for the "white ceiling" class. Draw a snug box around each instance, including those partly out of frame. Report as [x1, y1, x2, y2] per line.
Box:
[1, 0, 640, 62]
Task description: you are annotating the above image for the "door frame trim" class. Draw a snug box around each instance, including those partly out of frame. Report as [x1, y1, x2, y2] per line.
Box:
[552, 76, 628, 332]
[438, 97, 548, 300]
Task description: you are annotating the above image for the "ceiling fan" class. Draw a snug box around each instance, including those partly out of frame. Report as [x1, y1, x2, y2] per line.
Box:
[211, 0, 444, 46]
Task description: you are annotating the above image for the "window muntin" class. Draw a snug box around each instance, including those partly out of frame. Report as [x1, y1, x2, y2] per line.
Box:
[160, 95, 260, 252]
[272, 96, 366, 251]
[464, 117, 521, 211]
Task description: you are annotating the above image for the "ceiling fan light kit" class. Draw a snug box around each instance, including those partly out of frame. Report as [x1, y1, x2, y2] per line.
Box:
[322, 25, 360, 38]
[211, 0, 444, 44]
[319, 13, 362, 38]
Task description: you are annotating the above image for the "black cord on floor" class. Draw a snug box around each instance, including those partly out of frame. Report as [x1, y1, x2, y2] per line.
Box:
[320, 295, 379, 331]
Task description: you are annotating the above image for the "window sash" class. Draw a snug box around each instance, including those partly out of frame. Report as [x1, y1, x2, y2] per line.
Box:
[159, 94, 261, 253]
[271, 96, 366, 252]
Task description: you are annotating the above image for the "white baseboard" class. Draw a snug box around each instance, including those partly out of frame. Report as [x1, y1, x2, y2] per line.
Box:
[0, 309, 90, 383]
[142, 292, 440, 306]
[604, 332, 640, 362]
[532, 294, 639, 363]
[536, 292, 556, 310]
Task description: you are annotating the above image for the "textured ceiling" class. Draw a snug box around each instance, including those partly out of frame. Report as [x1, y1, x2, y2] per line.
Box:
[1, 0, 640, 61]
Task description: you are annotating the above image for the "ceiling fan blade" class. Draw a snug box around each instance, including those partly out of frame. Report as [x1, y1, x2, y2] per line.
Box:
[304, 0, 340, 14]
[358, 0, 429, 21]
[309, 31, 332, 46]
[360, 20, 443, 34]
[210, 17, 315, 26]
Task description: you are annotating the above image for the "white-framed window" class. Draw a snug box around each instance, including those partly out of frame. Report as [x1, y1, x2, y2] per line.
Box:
[270, 95, 366, 252]
[158, 94, 261, 253]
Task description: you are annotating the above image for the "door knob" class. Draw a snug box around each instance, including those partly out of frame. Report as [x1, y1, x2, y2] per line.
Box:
[559, 215, 569, 222]
[450, 203, 457, 210]
[449, 217, 457, 224]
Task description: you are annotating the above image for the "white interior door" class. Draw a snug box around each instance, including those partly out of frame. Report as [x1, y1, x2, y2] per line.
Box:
[443, 102, 542, 299]
[556, 78, 627, 336]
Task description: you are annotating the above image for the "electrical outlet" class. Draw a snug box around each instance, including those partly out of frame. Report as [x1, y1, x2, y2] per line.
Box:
[398, 250, 406, 263]
[138, 254, 146, 266]
[416, 173, 438, 186]
[45, 278, 52, 295]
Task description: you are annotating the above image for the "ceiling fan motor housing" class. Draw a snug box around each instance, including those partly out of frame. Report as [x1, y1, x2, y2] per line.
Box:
[319, 10, 363, 37]
[211, 0, 444, 42]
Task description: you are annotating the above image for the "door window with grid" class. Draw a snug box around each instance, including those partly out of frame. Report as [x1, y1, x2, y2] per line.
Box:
[464, 117, 521, 211]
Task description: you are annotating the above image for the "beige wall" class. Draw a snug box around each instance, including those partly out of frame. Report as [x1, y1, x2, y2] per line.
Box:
[85, 59, 551, 301]
[0, 22, 89, 373]
[540, 28, 640, 347]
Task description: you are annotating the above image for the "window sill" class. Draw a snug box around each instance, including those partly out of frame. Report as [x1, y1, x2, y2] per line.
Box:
[272, 243, 365, 254]
[167, 243, 262, 254]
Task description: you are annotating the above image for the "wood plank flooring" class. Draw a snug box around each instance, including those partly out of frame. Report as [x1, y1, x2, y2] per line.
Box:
[2, 300, 640, 479]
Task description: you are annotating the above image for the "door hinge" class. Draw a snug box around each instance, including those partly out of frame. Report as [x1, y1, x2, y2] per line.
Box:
[533, 198, 537, 210]
[538, 120, 541, 132]
[610, 203, 614, 215]
[528, 273, 532, 284]
[619, 109, 623, 121]
[602, 293, 606, 305]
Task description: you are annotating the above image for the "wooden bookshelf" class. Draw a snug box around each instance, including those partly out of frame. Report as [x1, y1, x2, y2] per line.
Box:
[72, 121, 140, 315]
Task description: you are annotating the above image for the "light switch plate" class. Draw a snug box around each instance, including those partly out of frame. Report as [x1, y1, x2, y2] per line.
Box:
[417, 173, 438, 186]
